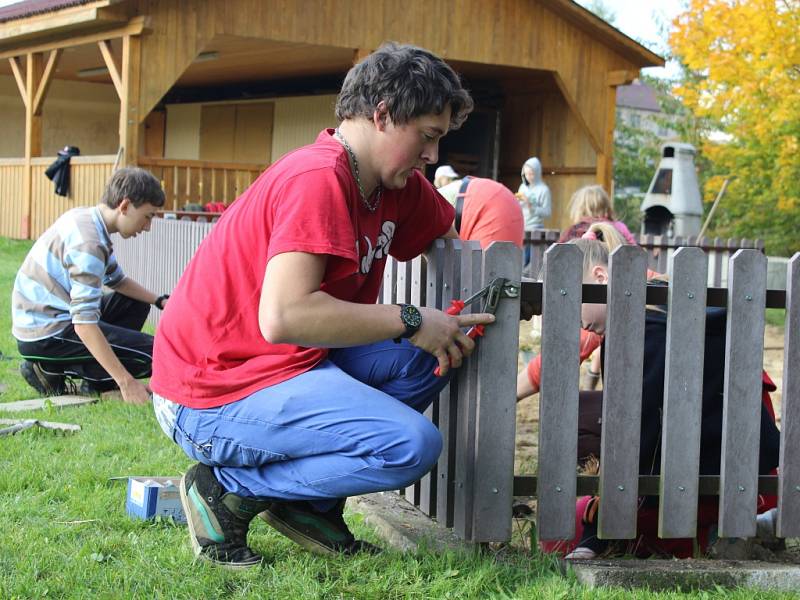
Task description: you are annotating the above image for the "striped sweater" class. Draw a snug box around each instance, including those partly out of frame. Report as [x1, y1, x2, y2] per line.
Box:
[12, 206, 125, 341]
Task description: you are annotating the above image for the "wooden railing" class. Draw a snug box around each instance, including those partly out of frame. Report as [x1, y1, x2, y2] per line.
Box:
[137, 157, 263, 211]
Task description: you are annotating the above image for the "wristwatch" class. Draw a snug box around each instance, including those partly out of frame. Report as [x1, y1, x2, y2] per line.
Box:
[395, 304, 422, 341]
[154, 294, 170, 310]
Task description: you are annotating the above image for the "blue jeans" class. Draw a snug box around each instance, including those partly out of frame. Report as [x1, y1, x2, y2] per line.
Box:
[172, 340, 448, 507]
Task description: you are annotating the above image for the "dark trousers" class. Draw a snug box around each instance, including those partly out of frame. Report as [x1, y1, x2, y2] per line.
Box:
[578, 390, 603, 465]
[17, 293, 153, 391]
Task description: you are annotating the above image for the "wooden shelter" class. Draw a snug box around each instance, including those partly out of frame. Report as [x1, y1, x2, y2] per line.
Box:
[0, 0, 662, 239]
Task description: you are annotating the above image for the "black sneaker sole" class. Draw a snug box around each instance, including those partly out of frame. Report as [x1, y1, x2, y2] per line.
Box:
[259, 507, 340, 557]
[179, 470, 261, 570]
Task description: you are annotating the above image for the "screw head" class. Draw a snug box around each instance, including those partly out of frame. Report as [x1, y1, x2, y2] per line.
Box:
[556, 486, 562, 492]
[560, 288, 567, 296]
[678, 486, 686, 492]
[745, 295, 752, 301]
[687, 292, 695, 299]
[738, 485, 746, 492]
[617, 485, 625, 491]
[795, 485, 800, 492]
[624, 290, 632, 297]
[491, 487, 499, 494]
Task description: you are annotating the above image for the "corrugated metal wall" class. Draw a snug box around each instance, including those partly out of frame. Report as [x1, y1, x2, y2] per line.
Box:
[112, 218, 215, 327]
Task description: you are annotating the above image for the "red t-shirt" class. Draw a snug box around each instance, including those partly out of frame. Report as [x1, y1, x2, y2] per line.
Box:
[459, 178, 524, 249]
[151, 129, 455, 408]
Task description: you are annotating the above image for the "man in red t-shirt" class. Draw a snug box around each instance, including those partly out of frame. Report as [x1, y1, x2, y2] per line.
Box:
[150, 43, 495, 568]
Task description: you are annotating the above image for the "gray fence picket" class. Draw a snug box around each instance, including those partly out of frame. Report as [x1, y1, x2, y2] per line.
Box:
[406, 254, 427, 507]
[453, 240, 483, 540]
[537, 244, 582, 540]
[718, 249, 767, 538]
[419, 240, 445, 517]
[472, 241, 521, 542]
[659, 247, 708, 538]
[598, 245, 648, 539]
[778, 253, 800, 537]
[436, 239, 462, 527]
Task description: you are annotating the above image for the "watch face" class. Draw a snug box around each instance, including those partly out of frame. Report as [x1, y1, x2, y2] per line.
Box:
[401, 304, 422, 329]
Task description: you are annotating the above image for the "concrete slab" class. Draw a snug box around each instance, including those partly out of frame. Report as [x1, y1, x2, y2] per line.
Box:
[347, 492, 471, 553]
[569, 558, 800, 592]
[0, 395, 96, 412]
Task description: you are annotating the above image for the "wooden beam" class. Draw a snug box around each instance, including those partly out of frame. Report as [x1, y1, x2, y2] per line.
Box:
[552, 70, 602, 153]
[119, 34, 141, 166]
[8, 56, 27, 107]
[0, 16, 148, 61]
[23, 52, 44, 239]
[0, 2, 126, 46]
[32, 49, 61, 116]
[596, 80, 619, 193]
[98, 39, 123, 99]
[607, 69, 638, 87]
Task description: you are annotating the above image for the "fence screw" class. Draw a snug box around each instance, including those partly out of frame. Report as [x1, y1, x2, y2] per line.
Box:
[444, 283, 449, 290]
[624, 290, 632, 297]
[560, 288, 567, 296]
[492, 487, 499, 494]
[678, 486, 686, 492]
[556, 486, 562, 492]
[687, 292, 695, 299]
[617, 485, 625, 491]
[745, 295, 752, 301]
[738, 485, 746, 492]
[795, 486, 800, 492]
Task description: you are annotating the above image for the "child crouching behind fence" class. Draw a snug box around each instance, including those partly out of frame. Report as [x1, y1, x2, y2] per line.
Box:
[541, 222, 781, 560]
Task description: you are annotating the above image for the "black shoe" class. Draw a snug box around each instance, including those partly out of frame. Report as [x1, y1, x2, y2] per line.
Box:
[179, 463, 270, 569]
[78, 380, 111, 396]
[19, 361, 66, 396]
[259, 499, 381, 556]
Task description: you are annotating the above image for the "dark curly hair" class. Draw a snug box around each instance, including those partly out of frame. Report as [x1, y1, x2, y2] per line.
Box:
[335, 42, 473, 130]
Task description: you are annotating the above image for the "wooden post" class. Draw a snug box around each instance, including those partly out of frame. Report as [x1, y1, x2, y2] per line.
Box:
[597, 245, 647, 539]
[718, 249, 767, 538]
[120, 34, 142, 166]
[537, 243, 582, 540]
[658, 247, 707, 538]
[23, 52, 44, 239]
[778, 253, 800, 537]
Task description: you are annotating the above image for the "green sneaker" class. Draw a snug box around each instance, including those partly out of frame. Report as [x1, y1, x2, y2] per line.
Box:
[259, 499, 381, 556]
[179, 463, 270, 569]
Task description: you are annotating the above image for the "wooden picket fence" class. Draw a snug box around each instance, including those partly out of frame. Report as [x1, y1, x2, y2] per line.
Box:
[522, 230, 765, 288]
[114, 219, 798, 545]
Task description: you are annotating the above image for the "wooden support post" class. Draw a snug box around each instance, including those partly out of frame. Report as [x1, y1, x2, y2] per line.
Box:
[23, 52, 44, 239]
[120, 34, 142, 166]
[597, 70, 637, 195]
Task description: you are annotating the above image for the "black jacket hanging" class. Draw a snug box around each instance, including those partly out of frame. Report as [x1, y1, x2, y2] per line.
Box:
[45, 145, 81, 197]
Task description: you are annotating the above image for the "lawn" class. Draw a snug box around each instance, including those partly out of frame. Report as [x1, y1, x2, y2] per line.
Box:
[0, 235, 793, 599]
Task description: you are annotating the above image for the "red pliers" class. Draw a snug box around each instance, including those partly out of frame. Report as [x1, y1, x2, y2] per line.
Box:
[433, 277, 519, 376]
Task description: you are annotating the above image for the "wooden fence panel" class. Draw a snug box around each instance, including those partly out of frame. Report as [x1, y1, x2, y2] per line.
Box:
[0, 161, 25, 238]
[436, 239, 462, 527]
[658, 247, 708, 538]
[418, 240, 445, 518]
[598, 245, 648, 539]
[471, 241, 521, 542]
[778, 253, 800, 537]
[718, 249, 767, 538]
[453, 240, 483, 540]
[537, 243, 582, 540]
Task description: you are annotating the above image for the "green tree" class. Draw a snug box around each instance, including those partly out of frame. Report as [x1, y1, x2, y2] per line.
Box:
[671, 0, 800, 256]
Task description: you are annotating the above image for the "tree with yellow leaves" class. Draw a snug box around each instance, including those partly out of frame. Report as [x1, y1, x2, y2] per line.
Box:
[671, 0, 799, 255]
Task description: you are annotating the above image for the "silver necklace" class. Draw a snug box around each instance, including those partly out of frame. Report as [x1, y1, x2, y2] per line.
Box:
[335, 128, 382, 212]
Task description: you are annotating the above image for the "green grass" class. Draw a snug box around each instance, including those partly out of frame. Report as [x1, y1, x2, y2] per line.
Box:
[0, 236, 794, 599]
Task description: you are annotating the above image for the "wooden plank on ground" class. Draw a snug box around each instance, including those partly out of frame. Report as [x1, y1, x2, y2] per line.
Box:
[718, 249, 767, 538]
[419, 240, 445, 517]
[0, 395, 97, 412]
[471, 241, 521, 542]
[659, 247, 707, 538]
[598, 245, 647, 539]
[778, 253, 800, 537]
[453, 240, 483, 540]
[436, 239, 462, 527]
[537, 243, 582, 541]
